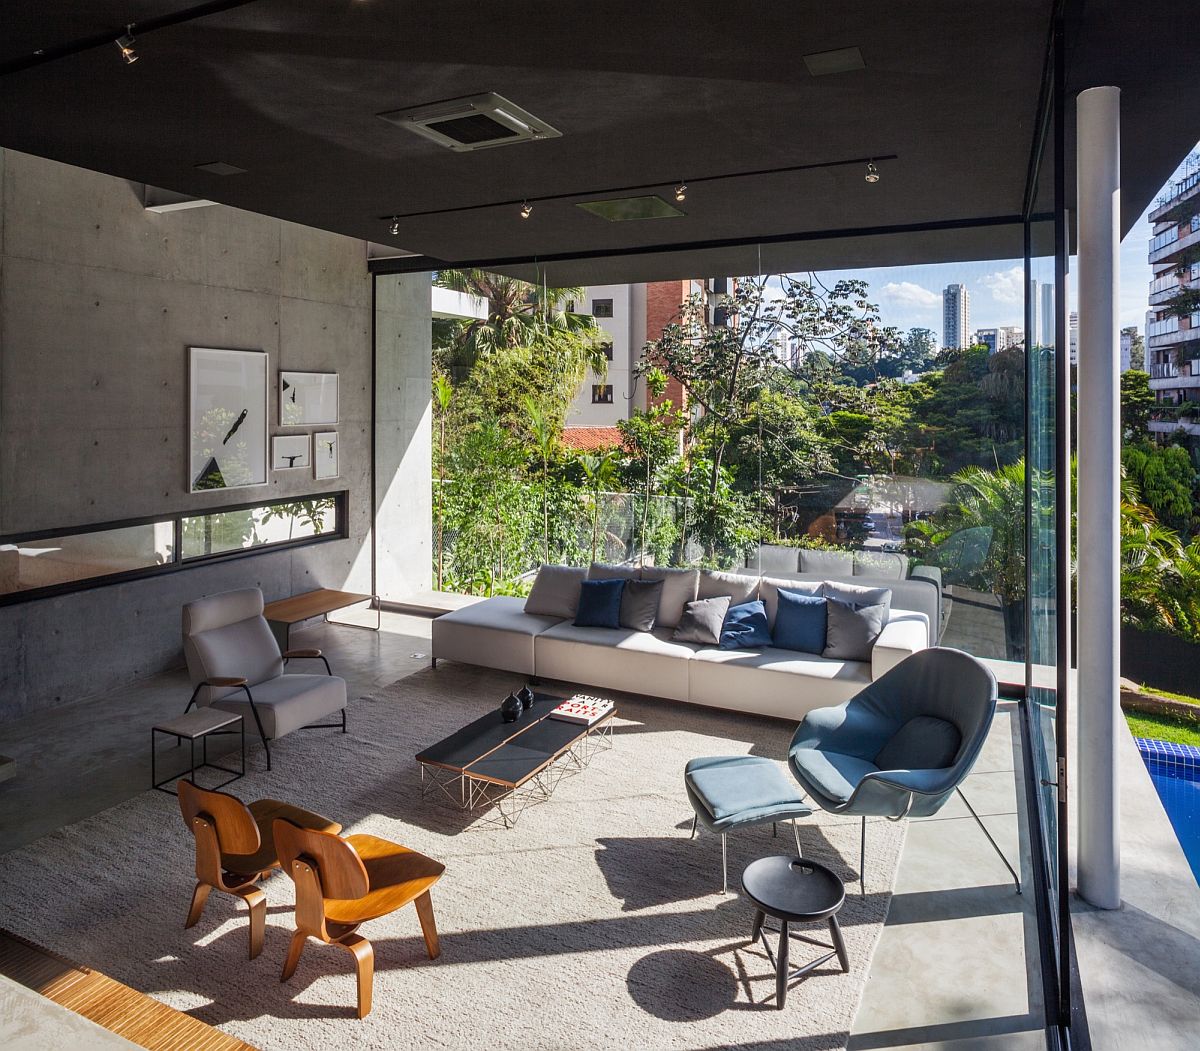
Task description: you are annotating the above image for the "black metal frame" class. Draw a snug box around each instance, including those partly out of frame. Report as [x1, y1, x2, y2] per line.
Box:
[151, 714, 245, 795]
[0, 489, 348, 609]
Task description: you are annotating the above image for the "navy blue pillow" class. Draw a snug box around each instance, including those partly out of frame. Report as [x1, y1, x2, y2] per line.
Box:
[719, 599, 772, 650]
[574, 578, 625, 628]
[773, 590, 827, 654]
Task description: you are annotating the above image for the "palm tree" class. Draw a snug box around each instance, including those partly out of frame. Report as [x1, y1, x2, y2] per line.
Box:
[433, 269, 608, 376]
[432, 374, 453, 590]
[524, 395, 556, 564]
[579, 450, 619, 563]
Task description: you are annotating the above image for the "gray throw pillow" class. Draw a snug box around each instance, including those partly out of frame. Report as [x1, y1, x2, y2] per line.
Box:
[640, 566, 699, 628]
[524, 564, 587, 618]
[822, 597, 888, 661]
[672, 595, 732, 646]
[619, 579, 664, 632]
[697, 569, 759, 606]
[823, 579, 892, 616]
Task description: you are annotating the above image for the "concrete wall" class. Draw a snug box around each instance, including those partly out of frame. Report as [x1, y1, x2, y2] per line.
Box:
[0, 149, 430, 720]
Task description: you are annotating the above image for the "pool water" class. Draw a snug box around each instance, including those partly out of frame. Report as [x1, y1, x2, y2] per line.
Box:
[1136, 738, 1200, 886]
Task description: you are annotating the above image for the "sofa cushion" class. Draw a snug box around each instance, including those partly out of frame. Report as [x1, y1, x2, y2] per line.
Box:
[719, 600, 772, 650]
[685, 755, 810, 826]
[188, 616, 284, 696]
[772, 591, 827, 654]
[589, 562, 641, 581]
[672, 595, 731, 645]
[799, 549, 854, 576]
[641, 566, 699, 628]
[789, 747, 878, 805]
[853, 550, 909, 579]
[698, 569, 759, 605]
[432, 596, 564, 676]
[759, 575, 823, 629]
[748, 545, 802, 575]
[210, 672, 346, 740]
[876, 715, 962, 771]
[525, 565, 587, 618]
[823, 597, 888, 661]
[619, 578, 663, 631]
[575, 578, 625, 628]
[823, 579, 893, 615]
[534, 622, 698, 702]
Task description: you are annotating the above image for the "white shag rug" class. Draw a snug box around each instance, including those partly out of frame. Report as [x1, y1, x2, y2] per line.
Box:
[0, 663, 905, 1050]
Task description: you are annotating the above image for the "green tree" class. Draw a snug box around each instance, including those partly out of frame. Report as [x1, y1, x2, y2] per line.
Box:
[432, 373, 454, 590]
[524, 394, 558, 564]
[617, 392, 684, 566]
[1123, 441, 1196, 532]
[579, 450, 620, 564]
[1120, 370, 1154, 439]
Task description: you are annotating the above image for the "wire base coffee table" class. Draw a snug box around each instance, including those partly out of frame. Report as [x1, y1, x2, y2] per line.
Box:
[415, 690, 615, 828]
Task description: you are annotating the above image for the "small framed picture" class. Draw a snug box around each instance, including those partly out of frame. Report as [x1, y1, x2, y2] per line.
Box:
[272, 434, 310, 470]
[280, 371, 339, 425]
[314, 431, 339, 480]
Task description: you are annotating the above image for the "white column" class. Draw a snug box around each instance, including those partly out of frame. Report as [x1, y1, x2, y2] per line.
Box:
[1076, 86, 1121, 910]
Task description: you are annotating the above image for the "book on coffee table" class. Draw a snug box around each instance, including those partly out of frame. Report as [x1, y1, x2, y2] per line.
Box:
[547, 696, 614, 726]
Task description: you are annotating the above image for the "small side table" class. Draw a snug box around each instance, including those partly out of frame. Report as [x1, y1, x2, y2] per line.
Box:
[152, 708, 245, 795]
[742, 856, 849, 1009]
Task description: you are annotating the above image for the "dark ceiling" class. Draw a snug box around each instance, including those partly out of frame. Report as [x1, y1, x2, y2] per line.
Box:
[1, 1, 1197, 283]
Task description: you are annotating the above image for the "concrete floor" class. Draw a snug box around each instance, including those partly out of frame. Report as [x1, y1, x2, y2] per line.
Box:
[0, 611, 1045, 1048]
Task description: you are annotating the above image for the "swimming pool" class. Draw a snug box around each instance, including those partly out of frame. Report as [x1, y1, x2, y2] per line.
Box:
[1135, 738, 1200, 885]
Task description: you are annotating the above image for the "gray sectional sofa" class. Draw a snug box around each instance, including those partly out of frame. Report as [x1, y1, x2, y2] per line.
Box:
[432, 561, 935, 721]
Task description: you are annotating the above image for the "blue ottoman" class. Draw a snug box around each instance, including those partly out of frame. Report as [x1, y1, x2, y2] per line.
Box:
[685, 755, 812, 893]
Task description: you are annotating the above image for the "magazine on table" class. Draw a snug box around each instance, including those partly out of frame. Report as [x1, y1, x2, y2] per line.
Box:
[547, 696, 614, 726]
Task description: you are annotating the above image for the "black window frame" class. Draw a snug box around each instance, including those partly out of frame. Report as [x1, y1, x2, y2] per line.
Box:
[591, 298, 614, 318]
[591, 384, 614, 403]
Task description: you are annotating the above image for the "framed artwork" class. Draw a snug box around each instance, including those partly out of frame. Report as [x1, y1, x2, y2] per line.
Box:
[189, 347, 268, 493]
[280, 371, 338, 425]
[272, 434, 311, 470]
[314, 431, 339, 480]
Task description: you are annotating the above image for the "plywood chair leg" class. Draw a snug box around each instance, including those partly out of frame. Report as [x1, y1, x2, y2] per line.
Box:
[281, 930, 307, 982]
[413, 891, 441, 960]
[184, 882, 211, 929]
[236, 886, 266, 960]
[340, 934, 374, 1019]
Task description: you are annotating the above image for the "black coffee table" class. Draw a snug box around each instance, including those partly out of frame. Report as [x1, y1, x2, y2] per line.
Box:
[415, 690, 615, 828]
[741, 855, 849, 1008]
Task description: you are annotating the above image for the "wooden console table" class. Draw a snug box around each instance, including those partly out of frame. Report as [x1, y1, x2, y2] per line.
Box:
[263, 588, 379, 650]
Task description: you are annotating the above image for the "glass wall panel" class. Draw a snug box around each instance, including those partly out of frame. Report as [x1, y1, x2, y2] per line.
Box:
[181, 497, 338, 559]
[0, 523, 173, 594]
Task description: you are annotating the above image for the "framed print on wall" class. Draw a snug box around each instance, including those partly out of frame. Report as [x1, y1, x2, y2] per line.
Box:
[272, 434, 311, 470]
[314, 431, 339, 480]
[189, 347, 268, 493]
[280, 371, 339, 425]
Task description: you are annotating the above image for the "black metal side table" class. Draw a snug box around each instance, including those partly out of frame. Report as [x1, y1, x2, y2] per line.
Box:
[152, 708, 245, 794]
[741, 855, 849, 1009]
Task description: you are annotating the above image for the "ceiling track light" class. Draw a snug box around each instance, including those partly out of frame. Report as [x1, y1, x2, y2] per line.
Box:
[520, 200, 532, 219]
[115, 26, 138, 64]
[389, 215, 400, 236]
[674, 182, 687, 202]
[865, 160, 880, 184]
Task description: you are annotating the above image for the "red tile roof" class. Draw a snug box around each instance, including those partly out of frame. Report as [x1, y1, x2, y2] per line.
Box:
[561, 426, 626, 452]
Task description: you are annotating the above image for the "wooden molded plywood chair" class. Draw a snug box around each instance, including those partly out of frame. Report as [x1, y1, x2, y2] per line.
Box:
[177, 779, 341, 959]
[274, 819, 446, 1018]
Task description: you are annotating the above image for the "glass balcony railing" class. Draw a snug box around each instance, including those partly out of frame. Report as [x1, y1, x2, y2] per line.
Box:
[1150, 226, 1180, 253]
[1148, 316, 1180, 338]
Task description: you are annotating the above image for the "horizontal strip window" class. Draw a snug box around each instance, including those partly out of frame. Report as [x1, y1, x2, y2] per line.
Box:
[0, 492, 347, 607]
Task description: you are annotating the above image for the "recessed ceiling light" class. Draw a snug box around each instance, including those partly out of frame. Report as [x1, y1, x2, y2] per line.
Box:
[194, 161, 247, 176]
[803, 46, 865, 77]
[576, 195, 685, 222]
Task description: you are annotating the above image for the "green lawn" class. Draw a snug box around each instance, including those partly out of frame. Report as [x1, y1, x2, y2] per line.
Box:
[1126, 710, 1200, 748]
[1137, 686, 1200, 707]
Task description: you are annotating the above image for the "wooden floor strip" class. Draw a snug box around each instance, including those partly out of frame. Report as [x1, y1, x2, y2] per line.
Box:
[0, 928, 255, 1051]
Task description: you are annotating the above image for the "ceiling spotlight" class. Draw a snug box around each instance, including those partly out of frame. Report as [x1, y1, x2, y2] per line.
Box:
[865, 161, 880, 184]
[674, 182, 687, 202]
[115, 26, 138, 65]
[389, 215, 400, 236]
[520, 200, 533, 219]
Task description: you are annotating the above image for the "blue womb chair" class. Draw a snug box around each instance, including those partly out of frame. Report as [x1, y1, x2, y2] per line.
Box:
[788, 646, 1020, 894]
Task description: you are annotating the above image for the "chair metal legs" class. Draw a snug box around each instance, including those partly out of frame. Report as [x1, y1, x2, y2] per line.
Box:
[721, 834, 728, 895]
[860, 817, 867, 896]
[956, 787, 1022, 893]
[688, 818, 804, 894]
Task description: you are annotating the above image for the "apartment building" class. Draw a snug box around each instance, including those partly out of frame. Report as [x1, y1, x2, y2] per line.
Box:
[942, 283, 971, 350]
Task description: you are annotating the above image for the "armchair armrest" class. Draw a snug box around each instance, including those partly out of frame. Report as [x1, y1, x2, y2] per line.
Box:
[283, 649, 323, 659]
[871, 611, 928, 680]
[909, 564, 943, 590]
[204, 676, 248, 688]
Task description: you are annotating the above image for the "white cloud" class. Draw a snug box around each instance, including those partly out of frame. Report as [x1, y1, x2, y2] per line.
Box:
[880, 281, 940, 310]
[981, 265, 1025, 305]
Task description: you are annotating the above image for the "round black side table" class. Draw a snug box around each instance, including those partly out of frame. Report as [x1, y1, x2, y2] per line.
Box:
[741, 855, 849, 1009]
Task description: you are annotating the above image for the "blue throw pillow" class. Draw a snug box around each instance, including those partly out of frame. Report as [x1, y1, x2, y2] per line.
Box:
[574, 578, 625, 628]
[773, 590, 827, 654]
[719, 599, 772, 650]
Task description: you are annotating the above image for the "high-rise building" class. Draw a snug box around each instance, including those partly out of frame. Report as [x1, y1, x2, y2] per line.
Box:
[1145, 166, 1200, 440]
[1069, 310, 1079, 366]
[1040, 282, 1056, 347]
[976, 326, 1022, 354]
[1120, 326, 1137, 373]
[943, 283, 971, 350]
[1029, 278, 1042, 349]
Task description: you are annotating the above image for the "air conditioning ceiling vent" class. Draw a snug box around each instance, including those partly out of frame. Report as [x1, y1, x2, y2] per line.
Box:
[378, 92, 561, 152]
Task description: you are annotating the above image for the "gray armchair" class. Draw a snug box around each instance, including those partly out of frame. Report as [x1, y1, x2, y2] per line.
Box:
[182, 588, 347, 770]
[788, 646, 1019, 893]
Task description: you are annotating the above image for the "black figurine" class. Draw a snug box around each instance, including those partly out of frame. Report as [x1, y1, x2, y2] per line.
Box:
[500, 693, 523, 722]
[517, 685, 535, 710]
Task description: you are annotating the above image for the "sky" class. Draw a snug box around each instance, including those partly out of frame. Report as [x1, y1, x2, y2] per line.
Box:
[797, 144, 1200, 339]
